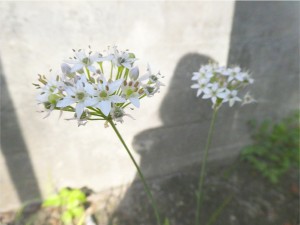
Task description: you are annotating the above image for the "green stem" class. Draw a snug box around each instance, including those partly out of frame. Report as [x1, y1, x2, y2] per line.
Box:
[110, 62, 113, 80]
[124, 68, 129, 80]
[109, 120, 161, 225]
[98, 62, 104, 74]
[85, 67, 92, 81]
[195, 108, 218, 225]
[206, 194, 233, 225]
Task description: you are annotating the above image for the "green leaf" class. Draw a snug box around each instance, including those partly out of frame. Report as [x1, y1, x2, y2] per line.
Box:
[241, 111, 300, 184]
[70, 207, 84, 218]
[59, 188, 71, 198]
[43, 195, 61, 207]
[164, 217, 170, 225]
[61, 211, 73, 224]
[70, 189, 86, 202]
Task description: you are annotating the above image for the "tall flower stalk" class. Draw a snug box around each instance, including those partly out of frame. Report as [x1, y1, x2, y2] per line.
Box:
[109, 120, 161, 224]
[34, 45, 164, 225]
[195, 108, 218, 225]
[191, 64, 255, 225]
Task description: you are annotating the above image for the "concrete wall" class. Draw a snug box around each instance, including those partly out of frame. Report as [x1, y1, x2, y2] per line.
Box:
[0, 1, 299, 211]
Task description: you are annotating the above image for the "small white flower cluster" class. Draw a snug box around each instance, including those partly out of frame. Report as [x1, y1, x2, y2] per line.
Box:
[191, 64, 255, 109]
[34, 46, 164, 126]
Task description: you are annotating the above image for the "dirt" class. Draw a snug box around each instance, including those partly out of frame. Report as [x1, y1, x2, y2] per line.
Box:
[1, 159, 299, 225]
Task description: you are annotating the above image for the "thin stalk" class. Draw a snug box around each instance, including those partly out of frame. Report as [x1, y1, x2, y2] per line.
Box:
[110, 62, 113, 80]
[88, 118, 105, 121]
[195, 108, 218, 225]
[109, 120, 161, 225]
[55, 107, 100, 117]
[85, 67, 92, 81]
[98, 62, 104, 74]
[206, 194, 233, 225]
[124, 68, 129, 80]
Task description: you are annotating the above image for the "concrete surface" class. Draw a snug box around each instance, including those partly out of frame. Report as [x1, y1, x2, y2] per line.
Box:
[0, 1, 299, 211]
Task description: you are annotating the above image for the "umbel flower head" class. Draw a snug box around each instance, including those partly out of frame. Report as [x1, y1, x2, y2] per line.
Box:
[34, 45, 164, 126]
[191, 64, 255, 109]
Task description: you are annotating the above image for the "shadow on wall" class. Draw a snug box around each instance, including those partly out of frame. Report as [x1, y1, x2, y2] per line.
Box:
[111, 0, 299, 223]
[0, 57, 42, 205]
[227, 1, 300, 117]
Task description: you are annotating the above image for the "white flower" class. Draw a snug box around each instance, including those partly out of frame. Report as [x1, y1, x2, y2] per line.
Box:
[242, 92, 256, 105]
[200, 64, 213, 73]
[191, 71, 212, 83]
[90, 78, 125, 116]
[35, 45, 165, 125]
[65, 50, 105, 73]
[228, 67, 244, 82]
[214, 66, 227, 75]
[110, 106, 134, 123]
[222, 89, 241, 107]
[191, 64, 253, 108]
[144, 64, 165, 88]
[56, 76, 95, 119]
[242, 73, 254, 84]
[202, 83, 225, 104]
[65, 109, 91, 126]
[191, 79, 208, 97]
[121, 80, 141, 108]
[110, 46, 136, 69]
[142, 84, 159, 97]
[36, 76, 64, 105]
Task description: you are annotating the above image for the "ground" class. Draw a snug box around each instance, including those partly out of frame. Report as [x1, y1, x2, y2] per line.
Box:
[1, 158, 299, 225]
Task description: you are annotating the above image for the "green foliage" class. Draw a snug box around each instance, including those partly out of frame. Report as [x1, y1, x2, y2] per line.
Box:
[43, 188, 87, 225]
[163, 217, 170, 225]
[241, 111, 300, 183]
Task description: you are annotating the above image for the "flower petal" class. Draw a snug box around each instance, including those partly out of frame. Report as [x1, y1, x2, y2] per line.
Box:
[99, 100, 111, 116]
[85, 83, 97, 95]
[84, 97, 98, 106]
[71, 64, 84, 73]
[37, 93, 48, 102]
[110, 95, 126, 103]
[109, 79, 123, 93]
[87, 65, 97, 73]
[76, 102, 85, 118]
[196, 89, 203, 97]
[122, 62, 132, 69]
[191, 84, 199, 89]
[57, 97, 76, 107]
[129, 97, 140, 108]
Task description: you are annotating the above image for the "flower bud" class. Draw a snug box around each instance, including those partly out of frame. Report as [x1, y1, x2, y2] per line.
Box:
[130, 66, 139, 80]
[61, 63, 71, 75]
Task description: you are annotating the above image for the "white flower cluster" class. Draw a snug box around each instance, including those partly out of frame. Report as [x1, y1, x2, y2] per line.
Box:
[191, 64, 255, 109]
[34, 46, 164, 126]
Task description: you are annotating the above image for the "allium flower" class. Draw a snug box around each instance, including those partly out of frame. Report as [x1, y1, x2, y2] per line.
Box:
[191, 79, 210, 97]
[35, 74, 65, 117]
[191, 64, 254, 109]
[34, 46, 164, 126]
[109, 46, 136, 69]
[202, 83, 226, 104]
[65, 49, 105, 73]
[242, 92, 256, 105]
[145, 64, 165, 88]
[121, 80, 142, 108]
[222, 89, 241, 107]
[90, 78, 125, 116]
[56, 75, 95, 119]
